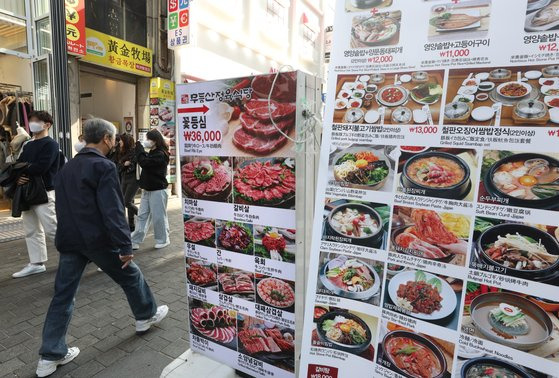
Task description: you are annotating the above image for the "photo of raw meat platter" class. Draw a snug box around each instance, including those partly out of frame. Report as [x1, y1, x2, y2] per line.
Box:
[256, 276, 295, 313]
[237, 315, 295, 373]
[186, 258, 217, 289]
[254, 226, 296, 263]
[216, 220, 254, 255]
[208, 72, 298, 157]
[184, 216, 216, 247]
[218, 267, 255, 301]
[233, 157, 296, 209]
[181, 157, 233, 203]
[189, 299, 238, 351]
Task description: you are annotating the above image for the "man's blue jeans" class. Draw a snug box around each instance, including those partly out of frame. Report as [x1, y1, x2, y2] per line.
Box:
[39, 250, 157, 360]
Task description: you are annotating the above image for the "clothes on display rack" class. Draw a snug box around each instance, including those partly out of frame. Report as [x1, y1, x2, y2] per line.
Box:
[0, 94, 33, 134]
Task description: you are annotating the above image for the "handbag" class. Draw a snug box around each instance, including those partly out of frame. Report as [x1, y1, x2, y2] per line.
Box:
[24, 176, 48, 206]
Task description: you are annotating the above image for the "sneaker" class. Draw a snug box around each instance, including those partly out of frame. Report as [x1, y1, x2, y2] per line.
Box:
[12, 264, 46, 278]
[132, 244, 140, 250]
[136, 305, 169, 333]
[154, 241, 170, 249]
[36, 347, 80, 377]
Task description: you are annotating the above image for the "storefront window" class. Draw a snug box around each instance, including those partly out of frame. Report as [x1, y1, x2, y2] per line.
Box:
[36, 17, 51, 55]
[0, 12, 28, 53]
[34, 0, 48, 17]
[86, 0, 146, 46]
[0, 0, 26, 17]
[33, 58, 52, 113]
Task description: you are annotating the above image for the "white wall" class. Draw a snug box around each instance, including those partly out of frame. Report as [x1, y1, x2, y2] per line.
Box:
[79, 72, 136, 133]
[0, 54, 33, 92]
[177, 0, 330, 81]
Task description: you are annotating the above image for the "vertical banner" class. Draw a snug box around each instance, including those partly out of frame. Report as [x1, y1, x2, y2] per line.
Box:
[168, 0, 190, 48]
[177, 72, 300, 377]
[150, 78, 177, 183]
[64, 0, 86, 56]
[301, 1, 559, 378]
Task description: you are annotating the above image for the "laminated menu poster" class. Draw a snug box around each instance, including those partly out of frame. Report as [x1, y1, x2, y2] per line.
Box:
[177, 72, 311, 378]
[301, 1, 559, 378]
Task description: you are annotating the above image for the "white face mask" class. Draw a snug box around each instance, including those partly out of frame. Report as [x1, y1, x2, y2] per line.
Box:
[143, 140, 155, 149]
[74, 141, 86, 153]
[29, 122, 45, 133]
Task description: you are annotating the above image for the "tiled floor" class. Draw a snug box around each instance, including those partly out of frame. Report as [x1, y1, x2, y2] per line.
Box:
[0, 198, 190, 378]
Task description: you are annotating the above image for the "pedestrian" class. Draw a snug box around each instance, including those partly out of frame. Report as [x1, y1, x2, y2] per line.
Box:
[131, 130, 170, 250]
[36, 118, 168, 377]
[118, 133, 139, 231]
[107, 132, 121, 165]
[73, 134, 86, 153]
[12, 111, 60, 278]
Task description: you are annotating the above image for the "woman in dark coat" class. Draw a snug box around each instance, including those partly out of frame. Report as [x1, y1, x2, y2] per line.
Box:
[130, 129, 170, 249]
[117, 134, 139, 231]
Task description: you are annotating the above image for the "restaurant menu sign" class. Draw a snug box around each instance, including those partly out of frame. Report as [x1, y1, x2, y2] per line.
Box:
[177, 72, 300, 378]
[301, 1, 559, 378]
[150, 78, 177, 183]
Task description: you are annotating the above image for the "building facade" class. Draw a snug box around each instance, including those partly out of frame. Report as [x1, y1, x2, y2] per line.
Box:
[174, 0, 330, 83]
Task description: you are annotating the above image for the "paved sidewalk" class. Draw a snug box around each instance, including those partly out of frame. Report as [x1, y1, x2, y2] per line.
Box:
[0, 198, 190, 378]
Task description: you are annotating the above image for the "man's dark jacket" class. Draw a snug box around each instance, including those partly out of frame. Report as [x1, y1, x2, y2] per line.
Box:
[55, 147, 132, 255]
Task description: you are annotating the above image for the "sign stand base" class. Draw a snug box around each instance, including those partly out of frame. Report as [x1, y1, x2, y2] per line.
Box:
[160, 349, 238, 378]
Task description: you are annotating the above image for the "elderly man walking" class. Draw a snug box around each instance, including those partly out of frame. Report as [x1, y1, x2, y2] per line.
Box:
[36, 119, 168, 377]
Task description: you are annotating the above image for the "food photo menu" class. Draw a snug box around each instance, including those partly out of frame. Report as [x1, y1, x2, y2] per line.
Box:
[301, 1, 559, 377]
[177, 72, 305, 378]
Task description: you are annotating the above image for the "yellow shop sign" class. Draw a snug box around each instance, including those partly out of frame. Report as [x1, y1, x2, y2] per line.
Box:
[83, 28, 153, 77]
[150, 78, 175, 100]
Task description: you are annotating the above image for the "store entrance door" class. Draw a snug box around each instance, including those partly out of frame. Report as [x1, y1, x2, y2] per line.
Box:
[79, 71, 137, 137]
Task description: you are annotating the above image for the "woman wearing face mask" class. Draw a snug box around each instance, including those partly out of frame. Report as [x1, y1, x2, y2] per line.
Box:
[118, 134, 139, 231]
[131, 130, 170, 250]
[73, 134, 85, 153]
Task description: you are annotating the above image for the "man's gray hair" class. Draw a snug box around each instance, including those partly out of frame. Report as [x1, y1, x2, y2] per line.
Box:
[83, 118, 117, 144]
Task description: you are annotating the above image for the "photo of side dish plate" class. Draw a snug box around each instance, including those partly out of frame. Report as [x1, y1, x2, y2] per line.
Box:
[388, 270, 457, 321]
[496, 81, 532, 99]
[471, 106, 495, 122]
[470, 292, 553, 350]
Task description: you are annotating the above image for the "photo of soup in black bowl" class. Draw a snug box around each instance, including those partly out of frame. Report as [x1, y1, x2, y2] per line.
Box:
[484, 153, 559, 210]
[478, 223, 559, 280]
[381, 330, 447, 378]
[401, 151, 471, 200]
[461, 357, 533, 378]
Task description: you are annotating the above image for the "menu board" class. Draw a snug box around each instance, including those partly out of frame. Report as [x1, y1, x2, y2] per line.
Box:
[301, 1, 559, 378]
[177, 72, 304, 378]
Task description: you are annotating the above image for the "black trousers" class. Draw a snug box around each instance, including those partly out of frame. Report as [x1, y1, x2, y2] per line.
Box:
[121, 176, 139, 226]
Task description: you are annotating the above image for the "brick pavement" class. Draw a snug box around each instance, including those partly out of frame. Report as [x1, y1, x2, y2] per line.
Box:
[0, 198, 190, 378]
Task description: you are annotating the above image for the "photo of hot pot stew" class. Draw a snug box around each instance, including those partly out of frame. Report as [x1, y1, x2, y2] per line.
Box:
[398, 148, 477, 201]
[480, 150, 559, 210]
